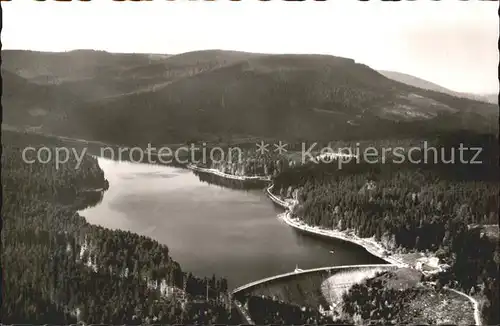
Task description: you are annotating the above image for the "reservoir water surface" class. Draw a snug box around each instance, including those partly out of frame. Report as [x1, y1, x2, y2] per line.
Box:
[80, 157, 384, 289]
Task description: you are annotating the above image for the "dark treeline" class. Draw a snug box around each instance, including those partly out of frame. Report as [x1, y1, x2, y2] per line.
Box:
[271, 134, 499, 325]
[342, 272, 419, 325]
[193, 170, 269, 190]
[196, 148, 288, 178]
[242, 295, 341, 324]
[2, 129, 191, 168]
[1, 143, 238, 324]
[194, 133, 499, 181]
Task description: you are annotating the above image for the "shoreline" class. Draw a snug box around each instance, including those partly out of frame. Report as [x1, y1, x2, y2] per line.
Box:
[187, 164, 480, 325]
[264, 185, 407, 268]
[186, 163, 405, 267]
[264, 184, 480, 325]
[108, 161, 479, 325]
[187, 163, 272, 182]
[185, 162, 407, 267]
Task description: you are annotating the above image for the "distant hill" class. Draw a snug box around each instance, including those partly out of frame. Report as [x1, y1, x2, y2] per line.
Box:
[3, 49, 498, 146]
[379, 70, 498, 105]
[475, 93, 498, 104]
[1, 69, 83, 134]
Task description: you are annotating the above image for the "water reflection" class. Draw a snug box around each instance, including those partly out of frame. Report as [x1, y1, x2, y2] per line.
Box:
[80, 157, 384, 289]
[77, 189, 105, 210]
[193, 170, 270, 191]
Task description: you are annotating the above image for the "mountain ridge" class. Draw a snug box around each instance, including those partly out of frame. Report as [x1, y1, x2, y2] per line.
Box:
[379, 70, 498, 105]
[3, 49, 497, 145]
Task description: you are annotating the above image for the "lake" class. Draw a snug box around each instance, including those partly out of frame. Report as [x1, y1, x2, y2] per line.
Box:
[80, 157, 384, 289]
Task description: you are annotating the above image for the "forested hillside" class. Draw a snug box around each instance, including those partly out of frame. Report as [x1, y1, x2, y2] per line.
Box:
[3, 49, 497, 146]
[1, 140, 237, 324]
[244, 295, 336, 324]
[341, 269, 476, 325]
[271, 134, 499, 325]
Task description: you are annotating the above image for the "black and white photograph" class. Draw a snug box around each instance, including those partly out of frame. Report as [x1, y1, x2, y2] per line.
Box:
[1, 0, 499, 325]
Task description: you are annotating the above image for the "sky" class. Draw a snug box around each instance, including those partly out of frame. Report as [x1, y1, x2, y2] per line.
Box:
[2, 0, 498, 94]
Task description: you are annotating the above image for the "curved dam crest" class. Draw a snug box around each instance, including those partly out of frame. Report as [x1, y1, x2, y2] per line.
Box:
[232, 264, 397, 294]
[232, 264, 398, 325]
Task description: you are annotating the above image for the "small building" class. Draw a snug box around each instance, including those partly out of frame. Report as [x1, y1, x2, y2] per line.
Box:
[440, 263, 451, 271]
[415, 256, 440, 273]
